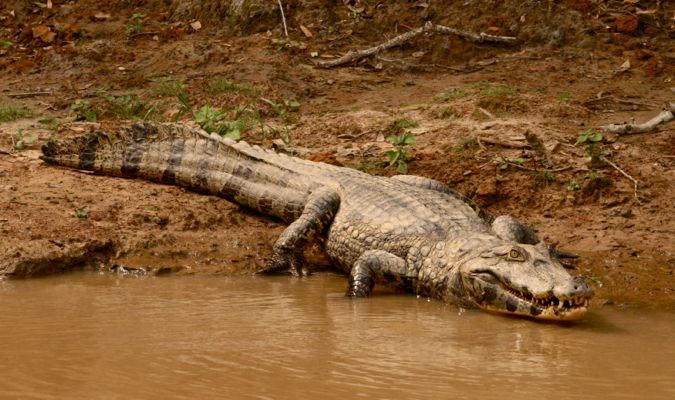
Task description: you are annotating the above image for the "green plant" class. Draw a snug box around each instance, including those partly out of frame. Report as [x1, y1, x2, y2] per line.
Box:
[0, 104, 32, 122]
[194, 105, 243, 141]
[261, 98, 300, 120]
[386, 118, 418, 134]
[494, 156, 525, 170]
[453, 136, 479, 152]
[100, 93, 154, 120]
[70, 99, 99, 122]
[125, 13, 146, 37]
[155, 79, 185, 97]
[74, 207, 89, 219]
[12, 129, 37, 151]
[536, 171, 557, 184]
[270, 38, 304, 51]
[436, 88, 467, 102]
[207, 77, 256, 95]
[0, 40, 12, 48]
[576, 129, 604, 167]
[385, 132, 415, 173]
[351, 159, 387, 175]
[566, 181, 580, 191]
[557, 92, 572, 102]
[475, 81, 515, 98]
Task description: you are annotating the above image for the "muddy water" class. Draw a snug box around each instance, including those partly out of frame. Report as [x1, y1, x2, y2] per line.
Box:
[0, 272, 673, 400]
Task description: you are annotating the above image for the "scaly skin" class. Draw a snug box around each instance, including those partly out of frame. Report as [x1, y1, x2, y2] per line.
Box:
[41, 122, 593, 320]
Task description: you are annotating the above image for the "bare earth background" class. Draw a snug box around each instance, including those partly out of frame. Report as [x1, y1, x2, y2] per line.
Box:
[0, 0, 673, 310]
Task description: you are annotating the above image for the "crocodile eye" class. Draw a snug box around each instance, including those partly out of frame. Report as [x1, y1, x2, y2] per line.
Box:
[507, 248, 526, 262]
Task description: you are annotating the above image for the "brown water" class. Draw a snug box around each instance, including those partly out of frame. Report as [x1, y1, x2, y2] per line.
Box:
[0, 272, 673, 400]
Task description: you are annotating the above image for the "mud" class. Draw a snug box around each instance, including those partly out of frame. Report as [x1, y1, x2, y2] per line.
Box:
[0, 1, 673, 309]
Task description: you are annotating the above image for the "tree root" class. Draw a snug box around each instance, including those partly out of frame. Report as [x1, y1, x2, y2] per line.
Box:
[315, 22, 517, 68]
[601, 103, 675, 134]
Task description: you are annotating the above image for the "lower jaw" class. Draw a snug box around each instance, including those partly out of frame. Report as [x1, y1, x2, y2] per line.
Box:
[484, 304, 589, 321]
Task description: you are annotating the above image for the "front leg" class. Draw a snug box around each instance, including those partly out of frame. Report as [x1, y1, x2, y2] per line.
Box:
[347, 250, 412, 297]
[260, 187, 340, 276]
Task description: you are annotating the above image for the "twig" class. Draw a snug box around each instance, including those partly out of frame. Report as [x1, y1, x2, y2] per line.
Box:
[432, 24, 517, 44]
[505, 162, 571, 172]
[129, 31, 160, 39]
[316, 22, 516, 68]
[604, 158, 639, 202]
[277, 0, 288, 38]
[477, 107, 495, 120]
[601, 103, 675, 134]
[7, 91, 52, 98]
[478, 136, 529, 149]
[316, 22, 431, 68]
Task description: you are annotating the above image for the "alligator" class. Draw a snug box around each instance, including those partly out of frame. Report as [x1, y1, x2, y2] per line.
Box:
[41, 122, 593, 320]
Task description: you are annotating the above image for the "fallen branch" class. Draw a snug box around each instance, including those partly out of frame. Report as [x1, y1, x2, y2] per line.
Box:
[432, 24, 517, 44]
[604, 158, 639, 202]
[601, 103, 675, 134]
[316, 22, 516, 68]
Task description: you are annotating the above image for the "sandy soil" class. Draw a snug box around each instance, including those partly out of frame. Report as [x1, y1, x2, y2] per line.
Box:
[1, 0, 673, 310]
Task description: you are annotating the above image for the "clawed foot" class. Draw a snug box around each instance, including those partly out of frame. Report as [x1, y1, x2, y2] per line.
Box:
[256, 251, 309, 277]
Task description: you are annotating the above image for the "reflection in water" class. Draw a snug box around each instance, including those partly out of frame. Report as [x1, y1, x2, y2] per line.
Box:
[0, 272, 673, 400]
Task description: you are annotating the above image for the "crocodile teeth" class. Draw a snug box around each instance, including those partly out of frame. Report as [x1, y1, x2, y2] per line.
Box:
[506, 286, 590, 310]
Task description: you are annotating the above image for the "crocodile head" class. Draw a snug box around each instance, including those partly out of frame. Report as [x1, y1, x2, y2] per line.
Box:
[455, 241, 593, 321]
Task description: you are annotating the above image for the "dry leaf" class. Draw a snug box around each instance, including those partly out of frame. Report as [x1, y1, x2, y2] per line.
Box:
[299, 25, 313, 38]
[617, 59, 631, 73]
[623, 0, 640, 3]
[47, 0, 53, 9]
[32, 25, 55, 43]
[190, 20, 202, 31]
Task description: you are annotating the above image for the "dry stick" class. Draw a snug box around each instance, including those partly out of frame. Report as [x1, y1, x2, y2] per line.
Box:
[277, 0, 288, 38]
[478, 136, 529, 149]
[431, 24, 517, 44]
[316, 22, 516, 68]
[604, 158, 639, 202]
[316, 22, 432, 68]
[601, 103, 675, 134]
[7, 91, 52, 98]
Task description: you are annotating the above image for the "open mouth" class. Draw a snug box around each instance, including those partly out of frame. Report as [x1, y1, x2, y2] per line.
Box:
[472, 272, 592, 320]
[503, 285, 591, 313]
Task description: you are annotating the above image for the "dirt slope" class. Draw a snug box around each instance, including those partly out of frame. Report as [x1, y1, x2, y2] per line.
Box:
[0, 0, 673, 309]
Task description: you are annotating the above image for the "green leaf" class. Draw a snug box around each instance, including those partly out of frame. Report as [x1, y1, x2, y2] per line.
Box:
[507, 157, 525, 164]
[34, 2, 47, 8]
[396, 162, 408, 174]
[589, 132, 603, 142]
[0, 40, 12, 48]
[223, 129, 240, 141]
[288, 101, 301, 108]
[385, 149, 400, 165]
[176, 93, 192, 112]
[402, 133, 416, 145]
[386, 135, 400, 145]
